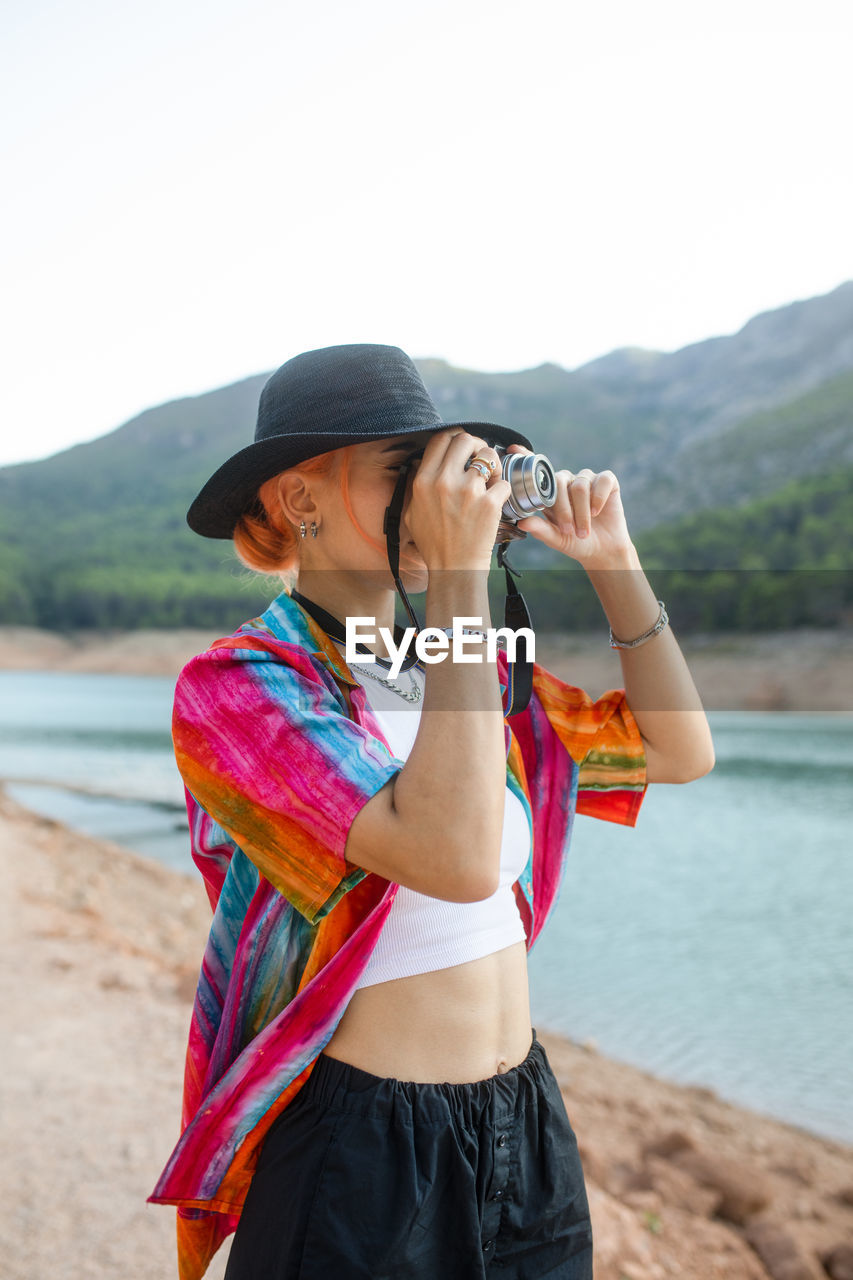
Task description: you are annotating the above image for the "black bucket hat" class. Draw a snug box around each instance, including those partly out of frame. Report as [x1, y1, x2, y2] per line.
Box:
[186, 343, 533, 539]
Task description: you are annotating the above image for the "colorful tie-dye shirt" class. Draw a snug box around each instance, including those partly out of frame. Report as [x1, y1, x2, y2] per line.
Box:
[149, 589, 648, 1279]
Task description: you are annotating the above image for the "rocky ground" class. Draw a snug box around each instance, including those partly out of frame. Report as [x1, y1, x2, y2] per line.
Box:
[0, 624, 851, 709]
[2, 789, 852, 1280]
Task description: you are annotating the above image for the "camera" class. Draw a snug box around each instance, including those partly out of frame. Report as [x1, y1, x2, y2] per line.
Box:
[401, 441, 557, 546]
[491, 444, 557, 544]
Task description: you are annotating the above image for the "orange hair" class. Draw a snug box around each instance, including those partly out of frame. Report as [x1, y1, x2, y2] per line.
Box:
[232, 444, 391, 581]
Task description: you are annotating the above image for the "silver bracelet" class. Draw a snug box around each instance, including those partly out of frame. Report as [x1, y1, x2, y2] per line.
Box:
[435, 626, 489, 641]
[609, 600, 669, 649]
[415, 626, 508, 649]
[428, 626, 509, 647]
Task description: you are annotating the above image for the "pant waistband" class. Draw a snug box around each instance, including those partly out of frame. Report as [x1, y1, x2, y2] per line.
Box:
[307, 1028, 545, 1125]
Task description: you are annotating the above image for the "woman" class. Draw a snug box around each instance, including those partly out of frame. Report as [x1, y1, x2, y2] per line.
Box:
[149, 344, 714, 1280]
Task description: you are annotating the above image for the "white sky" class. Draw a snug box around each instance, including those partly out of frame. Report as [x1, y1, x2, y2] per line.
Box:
[1, 0, 850, 467]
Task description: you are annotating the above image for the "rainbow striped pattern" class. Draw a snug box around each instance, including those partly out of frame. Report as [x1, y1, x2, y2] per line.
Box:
[148, 590, 646, 1279]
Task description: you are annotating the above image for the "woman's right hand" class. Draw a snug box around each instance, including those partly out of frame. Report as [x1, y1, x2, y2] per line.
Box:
[403, 430, 512, 571]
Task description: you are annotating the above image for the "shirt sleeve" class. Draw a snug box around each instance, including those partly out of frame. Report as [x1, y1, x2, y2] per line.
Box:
[172, 644, 404, 924]
[530, 662, 648, 827]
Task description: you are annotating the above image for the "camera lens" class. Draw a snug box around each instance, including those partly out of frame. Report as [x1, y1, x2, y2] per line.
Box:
[535, 463, 553, 499]
[501, 452, 557, 519]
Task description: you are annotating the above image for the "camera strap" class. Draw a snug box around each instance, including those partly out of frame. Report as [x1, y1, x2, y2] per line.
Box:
[495, 541, 534, 717]
[292, 455, 534, 714]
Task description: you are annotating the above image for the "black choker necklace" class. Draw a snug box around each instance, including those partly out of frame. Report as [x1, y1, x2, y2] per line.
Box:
[289, 589, 420, 674]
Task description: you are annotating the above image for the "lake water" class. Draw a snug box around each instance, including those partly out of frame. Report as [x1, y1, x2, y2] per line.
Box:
[1, 670, 851, 1144]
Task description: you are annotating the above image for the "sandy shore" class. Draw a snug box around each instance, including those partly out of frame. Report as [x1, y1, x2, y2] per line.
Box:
[2, 789, 852, 1280]
[1, 625, 852, 710]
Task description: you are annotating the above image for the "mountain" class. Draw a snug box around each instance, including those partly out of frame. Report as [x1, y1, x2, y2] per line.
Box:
[1, 283, 851, 630]
[624, 366, 853, 529]
[575, 281, 853, 437]
[418, 283, 853, 531]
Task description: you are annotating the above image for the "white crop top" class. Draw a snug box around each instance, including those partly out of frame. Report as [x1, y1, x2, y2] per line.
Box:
[332, 644, 530, 989]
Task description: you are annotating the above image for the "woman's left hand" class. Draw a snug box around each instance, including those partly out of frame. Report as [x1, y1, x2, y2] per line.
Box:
[503, 444, 634, 568]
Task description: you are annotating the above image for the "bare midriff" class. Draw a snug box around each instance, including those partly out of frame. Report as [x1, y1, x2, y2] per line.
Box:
[322, 939, 532, 1084]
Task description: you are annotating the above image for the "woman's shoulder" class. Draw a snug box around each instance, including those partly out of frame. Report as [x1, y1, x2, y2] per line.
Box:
[177, 629, 318, 680]
[173, 600, 360, 733]
[173, 620, 333, 715]
[179, 591, 325, 673]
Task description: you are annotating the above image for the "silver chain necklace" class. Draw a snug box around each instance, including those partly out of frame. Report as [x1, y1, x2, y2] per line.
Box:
[348, 661, 423, 704]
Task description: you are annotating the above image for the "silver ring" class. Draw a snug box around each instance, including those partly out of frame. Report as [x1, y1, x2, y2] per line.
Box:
[466, 460, 491, 481]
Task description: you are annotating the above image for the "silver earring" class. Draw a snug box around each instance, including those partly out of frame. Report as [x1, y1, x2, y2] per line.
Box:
[310, 520, 318, 538]
[299, 520, 307, 539]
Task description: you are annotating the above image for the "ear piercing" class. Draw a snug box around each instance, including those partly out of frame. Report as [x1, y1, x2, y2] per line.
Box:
[299, 521, 318, 538]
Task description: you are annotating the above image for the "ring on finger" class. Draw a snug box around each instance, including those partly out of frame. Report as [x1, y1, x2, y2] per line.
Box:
[466, 460, 492, 481]
[465, 452, 497, 472]
[465, 453, 497, 471]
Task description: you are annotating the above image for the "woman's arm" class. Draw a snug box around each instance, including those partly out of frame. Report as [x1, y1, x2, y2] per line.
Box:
[346, 569, 509, 902]
[583, 543, 715, 783]
[513, 459, 715, 785]
[345, 431, 518, 903]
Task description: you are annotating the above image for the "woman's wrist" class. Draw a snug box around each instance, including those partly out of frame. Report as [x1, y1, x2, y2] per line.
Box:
[581, 540, 641, 574]
[425, 569, 493, 620]
[583, 543, 663, 641]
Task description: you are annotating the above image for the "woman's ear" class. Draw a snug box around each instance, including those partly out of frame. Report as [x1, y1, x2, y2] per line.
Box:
[274, 470, 322, 532]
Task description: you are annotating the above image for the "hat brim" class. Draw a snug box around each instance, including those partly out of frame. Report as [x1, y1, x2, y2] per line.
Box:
[187, 420, 535, 539]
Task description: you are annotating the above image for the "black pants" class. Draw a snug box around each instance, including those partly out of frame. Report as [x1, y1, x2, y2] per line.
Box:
[225, 1029, 593, 1279]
